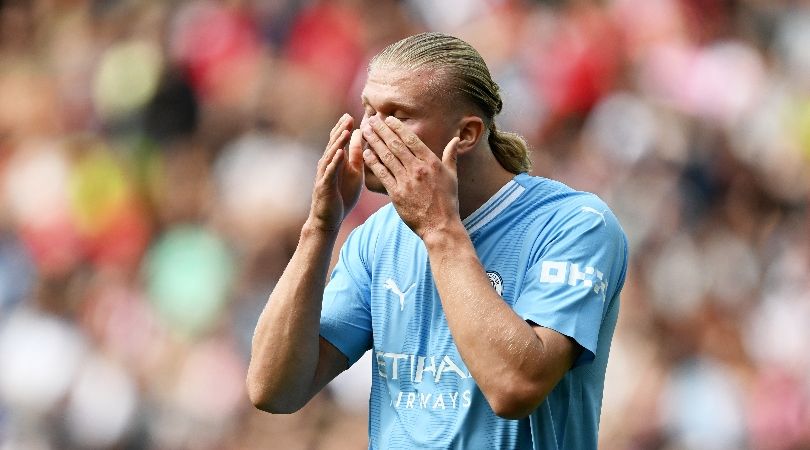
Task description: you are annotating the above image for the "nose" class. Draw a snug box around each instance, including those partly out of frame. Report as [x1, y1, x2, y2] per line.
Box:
[360, 114, 379, 135]
[362, 112, 384, 126]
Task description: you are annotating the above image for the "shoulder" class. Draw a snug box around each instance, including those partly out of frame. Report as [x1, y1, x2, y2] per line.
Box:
[513, 175, 627, 259]
[517, 174, 621, 229]
[351, 203, 400, 238]
[367, 203, 400, 226]
[514, 174, 603, 210]
[341, 203, 401, 256]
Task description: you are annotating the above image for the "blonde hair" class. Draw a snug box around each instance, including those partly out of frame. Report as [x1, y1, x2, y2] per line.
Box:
[370, 32, 531, 174]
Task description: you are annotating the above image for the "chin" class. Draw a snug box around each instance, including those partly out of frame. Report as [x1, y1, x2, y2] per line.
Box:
[363, 167, 389, 195]
[365, 173, 388, 195]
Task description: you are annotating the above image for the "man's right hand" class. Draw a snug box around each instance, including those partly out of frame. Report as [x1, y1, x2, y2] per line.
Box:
[308, 114, 364, 232]
[249, 117, 359, 413]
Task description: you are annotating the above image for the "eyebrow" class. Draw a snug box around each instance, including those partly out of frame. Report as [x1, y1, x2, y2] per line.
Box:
[360, 95, 418, 113]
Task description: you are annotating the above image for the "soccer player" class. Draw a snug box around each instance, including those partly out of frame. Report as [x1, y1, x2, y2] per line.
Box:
[247, 32, 628, 449]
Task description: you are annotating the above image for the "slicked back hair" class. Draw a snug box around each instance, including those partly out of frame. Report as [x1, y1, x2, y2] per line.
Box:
[370, 32, 531, 174]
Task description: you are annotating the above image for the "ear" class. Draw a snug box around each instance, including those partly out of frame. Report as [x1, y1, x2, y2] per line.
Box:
[455, 116, 486, 155]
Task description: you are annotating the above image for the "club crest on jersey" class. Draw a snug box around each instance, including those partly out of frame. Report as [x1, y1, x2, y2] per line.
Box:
[486, 271, 504, 296]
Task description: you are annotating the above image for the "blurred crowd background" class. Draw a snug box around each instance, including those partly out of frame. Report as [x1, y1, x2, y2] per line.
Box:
[1, 0, 810, 449]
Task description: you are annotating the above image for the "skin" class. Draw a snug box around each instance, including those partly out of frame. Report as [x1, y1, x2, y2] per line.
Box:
[247, 66, 579, 419]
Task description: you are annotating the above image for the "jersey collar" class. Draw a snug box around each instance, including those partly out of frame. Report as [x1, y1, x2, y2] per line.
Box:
[462, 173, 527, 234]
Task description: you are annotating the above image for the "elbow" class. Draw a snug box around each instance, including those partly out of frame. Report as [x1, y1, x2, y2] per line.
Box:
[246, 376, 302, 414]
[487, 379, 552, 420]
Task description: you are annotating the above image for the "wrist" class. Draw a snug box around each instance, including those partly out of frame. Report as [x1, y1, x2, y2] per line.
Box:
[421, 221, 468, 251]
[302, 217, 342, 240]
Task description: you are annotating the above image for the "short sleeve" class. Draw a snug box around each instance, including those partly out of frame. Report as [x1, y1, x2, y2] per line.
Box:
[319, 225, 374, 366]
[513, 199, 627, 366]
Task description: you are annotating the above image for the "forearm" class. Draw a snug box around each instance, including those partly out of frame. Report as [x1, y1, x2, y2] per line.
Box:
[423, 225, 558, 418]
[247, 220, 338, 412]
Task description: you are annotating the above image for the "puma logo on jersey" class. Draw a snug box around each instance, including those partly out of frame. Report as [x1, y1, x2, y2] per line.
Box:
[581, 206, 607, 226]
[384, 279, 416, 311]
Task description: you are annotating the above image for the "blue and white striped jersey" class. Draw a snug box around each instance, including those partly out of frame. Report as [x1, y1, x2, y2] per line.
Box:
[320, 173, 628, 449]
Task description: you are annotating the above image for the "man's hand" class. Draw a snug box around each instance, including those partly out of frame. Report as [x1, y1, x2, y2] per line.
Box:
[361, 115, 461, 240]
[309, 114, 364, 232]
[249, 117, 359, 414]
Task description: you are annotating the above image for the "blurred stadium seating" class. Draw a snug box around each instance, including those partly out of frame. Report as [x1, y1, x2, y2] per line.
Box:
[1, 0, 809, 449]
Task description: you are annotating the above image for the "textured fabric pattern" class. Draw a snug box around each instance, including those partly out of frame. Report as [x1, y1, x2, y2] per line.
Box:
[320, 173, 628, 449]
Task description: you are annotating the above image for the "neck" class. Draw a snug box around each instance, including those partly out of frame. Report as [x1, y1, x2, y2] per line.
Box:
[456, 144, 518, 220]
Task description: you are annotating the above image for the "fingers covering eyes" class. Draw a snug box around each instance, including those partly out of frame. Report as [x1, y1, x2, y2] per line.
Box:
[367, 117, 417, 164]
[362, 147, 396, 191]
[383, 116, 432, 160]
[362, 124, 406, 177]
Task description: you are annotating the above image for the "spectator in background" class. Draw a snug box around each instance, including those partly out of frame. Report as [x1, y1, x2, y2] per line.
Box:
[0, 0, 809, 449]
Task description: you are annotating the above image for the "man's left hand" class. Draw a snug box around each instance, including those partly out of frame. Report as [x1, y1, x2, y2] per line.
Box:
[361, 115, 462, 241]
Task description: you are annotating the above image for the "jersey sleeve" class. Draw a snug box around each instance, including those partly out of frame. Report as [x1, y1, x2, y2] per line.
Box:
[513, 198, 628, 366]
[319, 224, 374, 366]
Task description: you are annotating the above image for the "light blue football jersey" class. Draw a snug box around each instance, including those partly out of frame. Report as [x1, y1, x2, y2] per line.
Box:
[320, 173, 628, 450]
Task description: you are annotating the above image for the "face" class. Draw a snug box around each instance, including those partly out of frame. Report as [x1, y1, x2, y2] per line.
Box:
[360, 66, 460, 193]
